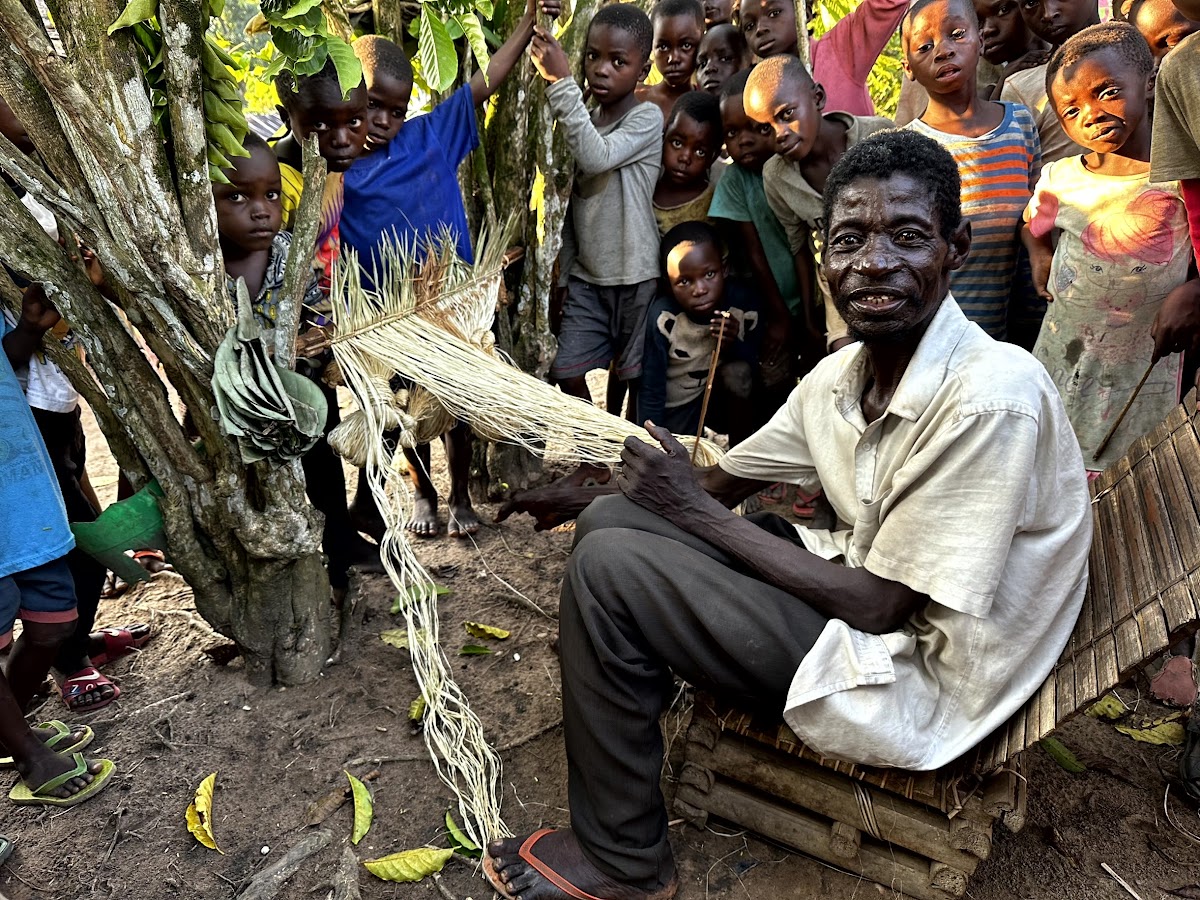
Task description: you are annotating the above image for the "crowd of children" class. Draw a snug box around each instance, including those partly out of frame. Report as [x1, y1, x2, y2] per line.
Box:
[4, 0, 1200, 811]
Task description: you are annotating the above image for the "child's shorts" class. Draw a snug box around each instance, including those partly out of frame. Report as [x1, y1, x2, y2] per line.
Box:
[550, 278, 658, 382]
[0, 557, 78, 650]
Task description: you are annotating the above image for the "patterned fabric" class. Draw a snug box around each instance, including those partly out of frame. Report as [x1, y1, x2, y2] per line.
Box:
[1025, 158, 1192, 470]
[278, 164, 342, 321]
[906, 102, 1042, 338]
[223, 232, 326, 330]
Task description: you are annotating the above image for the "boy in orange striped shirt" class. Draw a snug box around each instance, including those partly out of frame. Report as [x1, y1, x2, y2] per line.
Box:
[903, 0, 1041, 337]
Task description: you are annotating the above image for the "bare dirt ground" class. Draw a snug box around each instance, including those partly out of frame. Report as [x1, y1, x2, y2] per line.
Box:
[0, 394, 1198, 900]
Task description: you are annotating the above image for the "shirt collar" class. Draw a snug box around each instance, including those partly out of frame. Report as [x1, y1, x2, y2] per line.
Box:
[832, 295, 973, 425]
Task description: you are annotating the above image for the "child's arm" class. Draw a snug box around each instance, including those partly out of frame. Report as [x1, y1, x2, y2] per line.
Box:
[730, 221, 790, 366]
[814, 0, 908, 85]
[637, 305, 670, 428]
[792, 246, 818, 339]
[471, 0, 562, 106]
[2, 283, 59, 369]
[1020, 224, 1055, 304]
[531, 28, 663, 176]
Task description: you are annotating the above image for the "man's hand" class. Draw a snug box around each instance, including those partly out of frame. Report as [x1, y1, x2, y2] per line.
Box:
[530, 26, 571, 83]
[19, 283, 60, 334]
[1151, 279, 1200, 362]
[617, 423, 709, 521]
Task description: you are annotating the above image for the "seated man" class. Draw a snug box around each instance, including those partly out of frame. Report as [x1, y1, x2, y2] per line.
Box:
[485, 128, 1092, 900]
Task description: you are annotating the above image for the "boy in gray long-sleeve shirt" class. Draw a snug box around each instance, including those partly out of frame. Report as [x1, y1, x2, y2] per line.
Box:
[531, 4, 663, 403]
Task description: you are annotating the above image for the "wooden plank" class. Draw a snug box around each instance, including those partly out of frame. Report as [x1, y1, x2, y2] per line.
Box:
[674, 782, 965, 900]
[1153, 438, 1200, 576]
[1072, 645, 1098, 714]
[1135, 601, 1170, 658]
[1035, 676, 1058, 743]
[693, 736, 984, 871]
[1094, 632, 1120, 698]
[1162, 580, 1198, 635]
[1095, 488, 1135, 631]
[1131, 450, 1185, 587]
[1072, 591, 1094, 656]
[1114, 456, 1153, 608]
[1088, 526, 1117, 646]
[1005, 702, 1028, 765]
[1055, 662, 1077, 723]
[1114, 617, 1144, 678]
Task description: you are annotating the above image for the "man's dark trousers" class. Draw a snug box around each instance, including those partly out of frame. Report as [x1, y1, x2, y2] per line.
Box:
[560, 494, 830, 890]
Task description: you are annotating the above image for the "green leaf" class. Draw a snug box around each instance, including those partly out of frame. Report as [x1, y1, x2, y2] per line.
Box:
[280, 0, 324, 19]
[391, 583, 451, 614]
[363, 847, 454, 882]
[460, 644, 494, 656]
[380, 628, 409, 650]
[464, 621, 510, 640]
[408, 696, 426, 721]
[108, 0, 157, 33]
[475, 0, 494, 18]
[1039, 737, 1086, 773]
[445, 811, 480, 857]
[325, 35, 363, 99]
[455, 13, 491, 77]
[207, 0, 225, 18]
[292, 43, 331, 77]
[269, 25, 319, 61]
[419, 6, 458, 93]
[346, 772, 373, 845]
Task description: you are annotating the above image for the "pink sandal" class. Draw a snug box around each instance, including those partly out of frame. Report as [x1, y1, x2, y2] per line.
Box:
[90, 624, 153, 668]
[59, 667, 121, 713]
[792, 490, 822, 518]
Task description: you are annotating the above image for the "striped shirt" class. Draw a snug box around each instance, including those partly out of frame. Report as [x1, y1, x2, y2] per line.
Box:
[906, 103, 1041, 338]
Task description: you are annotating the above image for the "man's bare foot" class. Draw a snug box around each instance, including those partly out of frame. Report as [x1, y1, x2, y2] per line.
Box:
[16, 749, 103, 800]
[407, 497, 440, 538]
[485, 829, 677, 900]
[447, 498, 482, 538]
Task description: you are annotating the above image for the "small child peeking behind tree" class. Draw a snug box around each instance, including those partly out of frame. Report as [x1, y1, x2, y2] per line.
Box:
[902, 0, 1041, 338]
[654, 91, 725, 233]
[1024, 22, 1194, 472]
[637, 0, 707, 121]
[639, 222, 761, 445]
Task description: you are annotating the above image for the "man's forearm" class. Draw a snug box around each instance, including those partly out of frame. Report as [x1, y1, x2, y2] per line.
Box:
[677, 487, 926, 633]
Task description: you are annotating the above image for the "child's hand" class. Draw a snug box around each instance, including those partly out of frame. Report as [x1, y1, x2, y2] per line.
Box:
[1151, 279, 1200, 362]
[19, 283, 60, 334]
[710, 311, 734, 354]
[760, 315, 790, 372]
[527, 0, 562, 20]
[80, 247, 106, 289]
[530, 25, 571, 83]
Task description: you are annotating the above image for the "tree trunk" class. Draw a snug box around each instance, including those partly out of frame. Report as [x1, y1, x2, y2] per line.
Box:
[0, 0, 332, 685]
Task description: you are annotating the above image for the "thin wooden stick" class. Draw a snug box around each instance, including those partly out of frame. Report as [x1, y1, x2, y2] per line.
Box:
[1093, 359, 1158, 461]
[692, 312, 730, 465]
[1100, 862, 1143, 900]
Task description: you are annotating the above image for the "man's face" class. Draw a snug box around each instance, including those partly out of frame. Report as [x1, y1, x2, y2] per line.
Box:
[903, 0, 983, 97]
[585, 24, 651, 105]
[824, 173, 970, 343]
[720, 93, 776, 169]
[652, 13, 704, 88]
[214, 145, 283, 256]
[696, 26, 747, 94]
[739, 0, 799, 57]
[284, 80, 369, 172]
[1132, 0, 1199, 63]
[1049, 47, 1151, 155]
[973, 0, 1028, 64]
[365, 70, 413, 151]
[744, 71, 825, 161]
[1018, 0, 1098, 45]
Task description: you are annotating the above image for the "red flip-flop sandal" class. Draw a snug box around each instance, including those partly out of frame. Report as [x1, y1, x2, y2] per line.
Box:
[90, 624, 153, 668]
[58, 668, 121, 713]
[792, 489, 822, 518]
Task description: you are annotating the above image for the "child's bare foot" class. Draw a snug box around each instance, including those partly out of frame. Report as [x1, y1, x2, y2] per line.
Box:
[17, 750, 105, 800]
[0, 722, 92, 762]
[447, 498, 482, 538]
[407, 497, 440, 538]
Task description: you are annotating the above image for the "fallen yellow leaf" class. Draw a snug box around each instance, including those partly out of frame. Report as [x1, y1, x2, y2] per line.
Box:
[345, 771, 373, 845]
[186, 772, 223, 853]
[464, 621, 510, 640]
[363, 847, 453, 882]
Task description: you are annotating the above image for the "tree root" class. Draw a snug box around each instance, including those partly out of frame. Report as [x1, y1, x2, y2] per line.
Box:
[331, 846, 361, 900]
[238, 830, 332, 900]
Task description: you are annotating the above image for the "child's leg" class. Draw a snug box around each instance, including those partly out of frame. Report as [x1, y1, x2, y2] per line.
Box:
[404, 442, 439, 537]
[551, 278, 618, 402]
[4, 558, 77, 711]
[713, 360, 755, 446]
[444, 421, 481, 538]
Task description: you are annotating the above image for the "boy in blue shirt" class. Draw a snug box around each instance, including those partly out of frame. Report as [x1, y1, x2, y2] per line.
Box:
[340, 1, 559, 540]
[0, 285, 114, 808]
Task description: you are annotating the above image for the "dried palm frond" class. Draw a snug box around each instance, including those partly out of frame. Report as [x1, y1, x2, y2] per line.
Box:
[328, 220, 725, 848]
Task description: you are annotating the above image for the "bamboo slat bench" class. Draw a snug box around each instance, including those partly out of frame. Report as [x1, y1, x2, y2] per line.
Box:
[674, 394, 1200, 900]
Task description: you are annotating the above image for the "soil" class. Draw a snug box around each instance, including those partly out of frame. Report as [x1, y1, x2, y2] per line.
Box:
[1, 395, 1198, 900]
